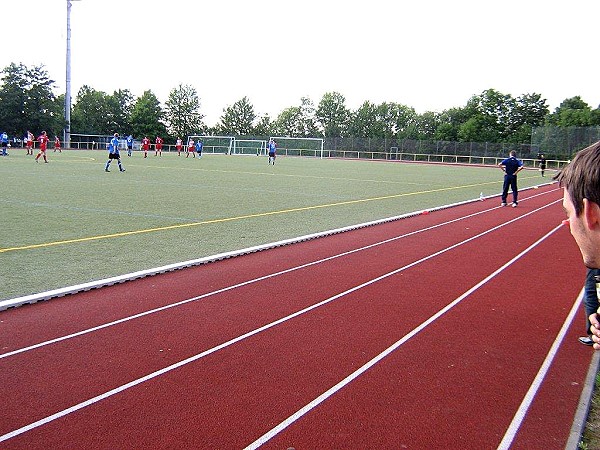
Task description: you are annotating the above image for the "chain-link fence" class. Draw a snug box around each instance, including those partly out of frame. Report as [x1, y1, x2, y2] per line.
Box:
[531, 126, 600, 159]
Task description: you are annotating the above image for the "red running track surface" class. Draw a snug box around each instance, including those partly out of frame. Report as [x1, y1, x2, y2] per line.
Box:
[0, 183, 595, 449]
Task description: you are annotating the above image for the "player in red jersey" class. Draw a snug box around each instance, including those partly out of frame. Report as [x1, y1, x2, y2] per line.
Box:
[155, 136, 163, 157]
[176, 137, 183, 156]
[141, 136, 150, 158]
[187, 139, 195, 158]
[25, 130, 34, 155]
[54, 136, 61, 152]
[35, 131, 49, 163]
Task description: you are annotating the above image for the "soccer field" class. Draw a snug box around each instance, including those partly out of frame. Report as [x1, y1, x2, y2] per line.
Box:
[1, 150, 549, 301]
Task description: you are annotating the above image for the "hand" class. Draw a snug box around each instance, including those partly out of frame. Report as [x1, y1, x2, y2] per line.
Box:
[590, 313, 600, 349]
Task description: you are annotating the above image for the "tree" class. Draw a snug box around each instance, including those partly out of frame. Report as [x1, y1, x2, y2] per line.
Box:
[348, 101, 378, 138]
[274, 106, 303, 136]
[129, 90, 166, 139]
[0, 63, 62, 137]
[218, 96, 256, 135]
[546, 96, 595, 127]
[164, 84, 205, 139]
[316, 92, 350, 138]
[253, 114, 274, 136]
[507, 93, 548, 143]
[71, 85, 113, 134]
[108, 89, 134, 134]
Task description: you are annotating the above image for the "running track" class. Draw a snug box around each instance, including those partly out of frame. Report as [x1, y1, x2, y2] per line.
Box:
[0, 183, 597, 449]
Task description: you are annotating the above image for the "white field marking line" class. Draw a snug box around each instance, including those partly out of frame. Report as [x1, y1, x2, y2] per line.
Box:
[0, 195, 559, 361]
[0, 204, 561, 443]
[496, 287, 583, 450]
[244, 224, 564, 450]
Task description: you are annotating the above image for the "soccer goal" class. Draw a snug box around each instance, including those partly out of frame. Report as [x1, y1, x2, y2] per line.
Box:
[187, 135, 235, 155]
[233, 139, 267, 156]
[269, 137, 325, 158]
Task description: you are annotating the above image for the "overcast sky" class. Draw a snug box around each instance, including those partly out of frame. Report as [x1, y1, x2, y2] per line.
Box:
[3, 0, 599, 126]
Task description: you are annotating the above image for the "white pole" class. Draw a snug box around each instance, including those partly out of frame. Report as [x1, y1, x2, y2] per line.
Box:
[65, 0, 72, 149]
[65, 0, 80, 149]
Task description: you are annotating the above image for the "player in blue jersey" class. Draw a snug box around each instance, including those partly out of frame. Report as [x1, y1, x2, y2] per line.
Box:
[499, 150, 523, 207]
[267, 138, 276, 165]
[126, 135, 134, 156]
[105, 133, 125, 172]
[1, 131, 8, 156]
[195, 139, 203, 158]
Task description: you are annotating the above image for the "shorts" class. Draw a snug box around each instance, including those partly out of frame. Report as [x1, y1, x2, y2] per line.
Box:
[108, 152, 120, 159]
[269, 151, 276, 157]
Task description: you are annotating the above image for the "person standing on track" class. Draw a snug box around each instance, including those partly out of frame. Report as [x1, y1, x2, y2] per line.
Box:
[555, 141, 600, 350]
[499, 150, 524, 207]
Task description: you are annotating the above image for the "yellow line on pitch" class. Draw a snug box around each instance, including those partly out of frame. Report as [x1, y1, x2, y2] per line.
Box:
[0, 181, 498, 254]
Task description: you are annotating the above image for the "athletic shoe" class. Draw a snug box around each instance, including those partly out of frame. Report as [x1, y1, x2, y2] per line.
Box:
[120, 169, 126, 172]
[579, 336, 594, 346]
[105, 169, 110, 172]
[512, 202, 518, 208]
[501, 202, 507, 207]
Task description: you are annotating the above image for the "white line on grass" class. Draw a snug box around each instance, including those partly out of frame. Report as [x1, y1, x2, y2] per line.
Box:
[243, 224, 564, 449]
[0, 203, 561, 443]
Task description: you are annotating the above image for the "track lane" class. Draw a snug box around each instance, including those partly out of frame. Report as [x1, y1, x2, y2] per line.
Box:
[0, 185, 592, 448]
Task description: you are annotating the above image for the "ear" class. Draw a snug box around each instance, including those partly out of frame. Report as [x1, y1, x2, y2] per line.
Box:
[583, 198, 600, 231]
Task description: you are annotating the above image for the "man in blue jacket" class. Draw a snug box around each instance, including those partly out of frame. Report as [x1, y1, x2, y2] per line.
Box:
[499, 150, 524, 207]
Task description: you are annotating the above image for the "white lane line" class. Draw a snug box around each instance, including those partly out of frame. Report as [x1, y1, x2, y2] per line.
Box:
[496, 288, 582, 450]
[2, 197, 557, 360]
[0, 203, 561, 443]
[244, 224, 564, 450]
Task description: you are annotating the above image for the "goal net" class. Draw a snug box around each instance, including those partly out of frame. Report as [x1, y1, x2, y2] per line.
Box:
[187, 135, 234, 154]
[269, 137, 324, 158]
[233, 139, 267, 156]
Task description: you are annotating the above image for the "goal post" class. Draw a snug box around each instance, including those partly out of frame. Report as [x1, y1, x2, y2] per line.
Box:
[187, 135, 235, 155]
[269, 136, 325, 158]
[233, 139, 267, 156]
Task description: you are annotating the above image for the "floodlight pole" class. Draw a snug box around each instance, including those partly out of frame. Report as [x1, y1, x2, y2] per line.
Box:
[65, 0, 80, 149]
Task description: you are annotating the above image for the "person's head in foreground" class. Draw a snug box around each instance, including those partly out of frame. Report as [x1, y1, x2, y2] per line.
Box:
[555, 141, 600, 269]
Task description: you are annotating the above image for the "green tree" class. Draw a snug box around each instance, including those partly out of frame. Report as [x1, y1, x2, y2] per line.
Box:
[164, 84, 205, 140]
[273, 97, 318, 137]
[130, 90, 166, 139]
[71, 85, 113, 134]
[507, 93, 548, 143]
[218, 96, 256, 135]
[253, 114, 273, 136]
[108, 89, 134, 134]
[348, 101, 381, 138]
[434, 106, 476, 141]
[0, 63, 62, 137]
[316, 91, 350, 138]
[274, 106, 303, 136]
[546, 96, 594, 127]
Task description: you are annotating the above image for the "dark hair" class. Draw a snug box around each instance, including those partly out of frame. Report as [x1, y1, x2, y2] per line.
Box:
[554, 141, 600, 216]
